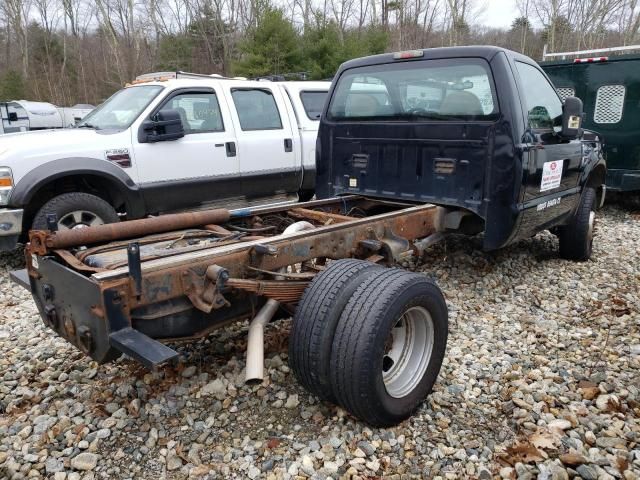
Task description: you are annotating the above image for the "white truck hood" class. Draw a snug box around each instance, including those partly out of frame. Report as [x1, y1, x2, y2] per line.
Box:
[0, 128, 132, 181]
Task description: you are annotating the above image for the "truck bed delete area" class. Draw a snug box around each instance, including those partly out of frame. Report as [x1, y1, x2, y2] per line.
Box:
[0, 204, 638, 479]
[24, 197, 439, 368]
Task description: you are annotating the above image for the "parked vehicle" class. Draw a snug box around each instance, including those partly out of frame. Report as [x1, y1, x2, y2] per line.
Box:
[0, 100, 93, 135]
[0, 73, 330, 250]
[541, 45, 640, 196]
[318, 46, 606, 253]
[59, 104, 95, 127]
[14, 47, 604, 427]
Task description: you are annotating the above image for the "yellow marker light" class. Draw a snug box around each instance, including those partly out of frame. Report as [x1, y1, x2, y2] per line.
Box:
[0, 178, 11, 187]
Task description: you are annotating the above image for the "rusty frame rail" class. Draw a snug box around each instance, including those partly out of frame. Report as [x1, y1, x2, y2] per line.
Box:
[83, 203, 438, 312]
[23, 198, 440, 366]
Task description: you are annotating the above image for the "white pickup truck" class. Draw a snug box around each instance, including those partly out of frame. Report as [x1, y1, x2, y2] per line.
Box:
[0, 73, 330, 250]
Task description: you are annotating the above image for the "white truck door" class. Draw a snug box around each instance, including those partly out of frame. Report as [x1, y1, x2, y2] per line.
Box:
[132, 87, 240, 212]
[224, 86, 300, 199]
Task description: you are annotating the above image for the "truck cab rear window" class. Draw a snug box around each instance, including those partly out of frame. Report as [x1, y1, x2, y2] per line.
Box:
[300, 91, 328, 120]
[327, 59, 498, 122]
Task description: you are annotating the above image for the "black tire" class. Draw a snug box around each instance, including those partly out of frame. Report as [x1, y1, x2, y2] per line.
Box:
[558, 187, 597, 261]
[289, 259, 383, 402]
[330, 268, 448, 427]
[32, 192, 119, 231]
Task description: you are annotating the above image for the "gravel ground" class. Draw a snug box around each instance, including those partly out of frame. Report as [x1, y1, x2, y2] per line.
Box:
[0, 204, 638, 480]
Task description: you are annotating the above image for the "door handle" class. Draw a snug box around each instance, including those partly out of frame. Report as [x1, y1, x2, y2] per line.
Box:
[284, 138, 293, 152]
[225, 141, 236, 157]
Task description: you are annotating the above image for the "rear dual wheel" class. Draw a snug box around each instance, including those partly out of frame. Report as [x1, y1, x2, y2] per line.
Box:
[289, 259, 383, 402]
[290, 260, 448, 427]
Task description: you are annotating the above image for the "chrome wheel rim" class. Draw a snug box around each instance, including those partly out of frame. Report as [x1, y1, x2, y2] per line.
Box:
[58, 210, 105, 230]
[382, 306, 434, 398]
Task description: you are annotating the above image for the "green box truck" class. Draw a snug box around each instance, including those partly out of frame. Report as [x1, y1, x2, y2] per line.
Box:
[541, 45, 640, 198]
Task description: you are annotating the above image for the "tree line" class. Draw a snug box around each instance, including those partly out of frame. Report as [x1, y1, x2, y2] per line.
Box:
[0, 0, 638, 106]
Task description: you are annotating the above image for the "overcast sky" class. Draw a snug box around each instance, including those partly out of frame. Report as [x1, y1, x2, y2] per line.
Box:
[477, 0, 520, 28]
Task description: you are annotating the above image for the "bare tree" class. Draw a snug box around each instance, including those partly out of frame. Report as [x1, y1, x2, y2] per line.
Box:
[567, 0, 625, 48]
[618, 0, 640, 44]
[516, 0, 532, 51]
[445, 0, 474, 45]
[2, 0, 32, 79]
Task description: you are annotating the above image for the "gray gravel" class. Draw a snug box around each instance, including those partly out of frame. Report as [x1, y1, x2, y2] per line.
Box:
[0, 204, 639, 479]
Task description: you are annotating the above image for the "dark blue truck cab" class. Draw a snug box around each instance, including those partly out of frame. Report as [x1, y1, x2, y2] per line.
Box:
[317, 46, 606, 257]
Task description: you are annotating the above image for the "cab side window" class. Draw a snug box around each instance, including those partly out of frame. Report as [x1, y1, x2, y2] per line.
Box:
[231, 89, 283, 130]
[515, 62, 563, 130]
[160, 92, 224, 134]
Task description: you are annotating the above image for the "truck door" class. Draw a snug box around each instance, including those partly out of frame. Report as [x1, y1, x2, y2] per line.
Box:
[132, 88, 239, 213]
[514, 61, 583, 230]
[225, 86, 300, 199]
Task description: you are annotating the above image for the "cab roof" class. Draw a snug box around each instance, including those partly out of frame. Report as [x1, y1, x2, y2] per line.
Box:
[338, 45, 534, 71]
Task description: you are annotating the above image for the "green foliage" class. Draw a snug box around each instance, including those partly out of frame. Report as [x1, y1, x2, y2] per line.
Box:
[0, 71, 25, 100]
[158, 35, 195, 72]
[233, 8, 303, 78]
[344, 27, 388, 59]
[541, 16, 573, 44]
[511, 16, 532, 31]
[30, 23, 65, 66]
[300, 21, 342, 79]
[301, 21, 389, 80]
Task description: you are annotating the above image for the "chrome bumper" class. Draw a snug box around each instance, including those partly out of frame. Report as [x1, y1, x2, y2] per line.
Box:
[0, 208, 23, 236]
[0, 208, 23, 250]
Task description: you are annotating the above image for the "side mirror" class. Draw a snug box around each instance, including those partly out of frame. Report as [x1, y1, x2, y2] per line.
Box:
[8, 112, 18, 122]
[138, 109, 185, 143]
[561, 96, 583, 139]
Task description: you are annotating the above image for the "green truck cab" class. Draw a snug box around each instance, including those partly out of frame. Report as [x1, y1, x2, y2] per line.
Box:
[541, 46, 640, 195]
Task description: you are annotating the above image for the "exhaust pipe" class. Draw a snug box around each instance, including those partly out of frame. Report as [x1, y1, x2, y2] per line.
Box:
[245, 299, 280, 384]
[245, 221, 315, 384]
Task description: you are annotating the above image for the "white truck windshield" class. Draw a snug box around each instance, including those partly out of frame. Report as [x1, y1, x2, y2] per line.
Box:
[77, 85, 163, 130]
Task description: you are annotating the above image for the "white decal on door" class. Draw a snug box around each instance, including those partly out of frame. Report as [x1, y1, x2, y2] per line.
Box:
[540, 160, 563, 192]
[536, 197, 561, 211]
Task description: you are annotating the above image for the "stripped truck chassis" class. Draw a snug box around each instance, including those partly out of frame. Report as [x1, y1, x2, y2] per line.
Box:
[22, 196, 440, 370]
